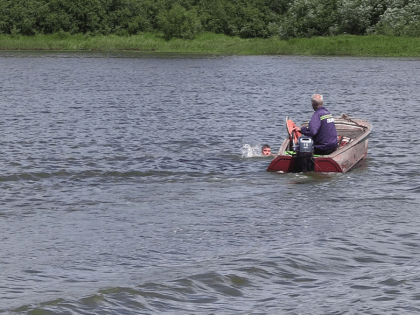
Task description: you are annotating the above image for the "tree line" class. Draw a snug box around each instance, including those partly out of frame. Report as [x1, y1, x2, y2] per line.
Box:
[1, 0, 420, 39]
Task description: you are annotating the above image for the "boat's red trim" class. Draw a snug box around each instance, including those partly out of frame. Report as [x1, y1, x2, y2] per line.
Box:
[267, 155, 294, 172]
[268, 155, 343, 173]
[314, 158, 342, 172]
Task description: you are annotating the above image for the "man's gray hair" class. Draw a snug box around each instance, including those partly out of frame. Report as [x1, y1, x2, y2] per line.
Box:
[311, 94, 323, 106]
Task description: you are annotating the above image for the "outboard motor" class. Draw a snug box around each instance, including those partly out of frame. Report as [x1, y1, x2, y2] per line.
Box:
[296, 135, 314, 172]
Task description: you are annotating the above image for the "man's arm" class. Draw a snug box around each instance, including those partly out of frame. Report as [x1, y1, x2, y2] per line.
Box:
[301, 113, 321, 137]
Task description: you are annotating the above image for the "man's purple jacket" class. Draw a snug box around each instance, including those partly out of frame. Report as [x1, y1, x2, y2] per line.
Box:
[301, 106, 338, 151]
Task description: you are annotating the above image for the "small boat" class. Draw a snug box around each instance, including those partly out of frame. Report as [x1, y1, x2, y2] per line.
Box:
[267, 114, 372, 173]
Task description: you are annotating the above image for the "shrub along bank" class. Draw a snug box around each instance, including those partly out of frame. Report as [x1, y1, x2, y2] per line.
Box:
[1, 0, 420, 40]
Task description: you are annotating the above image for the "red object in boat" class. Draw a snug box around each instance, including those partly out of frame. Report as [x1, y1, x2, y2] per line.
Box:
[286, 119, 301, 146]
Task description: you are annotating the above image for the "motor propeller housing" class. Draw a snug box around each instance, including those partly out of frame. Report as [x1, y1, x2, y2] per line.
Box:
[296, 136, 314, 172]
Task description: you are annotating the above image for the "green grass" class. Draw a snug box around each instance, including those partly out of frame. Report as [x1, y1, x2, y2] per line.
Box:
[1, 32, 420, 56]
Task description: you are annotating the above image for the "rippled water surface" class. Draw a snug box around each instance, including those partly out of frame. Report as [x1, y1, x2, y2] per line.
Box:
[1, 51, 420, 314]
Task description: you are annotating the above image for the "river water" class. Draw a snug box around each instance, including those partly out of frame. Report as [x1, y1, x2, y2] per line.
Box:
[0, 51, 419, 314]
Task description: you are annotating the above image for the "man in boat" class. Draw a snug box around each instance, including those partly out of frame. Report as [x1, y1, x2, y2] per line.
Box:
[294, 94, 338, 155]
[261, 144, 272, 156]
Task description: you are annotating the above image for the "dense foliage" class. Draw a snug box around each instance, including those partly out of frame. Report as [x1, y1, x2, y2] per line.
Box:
[1, 0, 420, 39]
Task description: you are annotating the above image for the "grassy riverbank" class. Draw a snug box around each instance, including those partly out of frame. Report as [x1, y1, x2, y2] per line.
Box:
[1, 33, 420, 56]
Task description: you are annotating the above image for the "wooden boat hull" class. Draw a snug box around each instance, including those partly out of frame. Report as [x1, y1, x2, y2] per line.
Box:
[267, 116, 371, 173]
